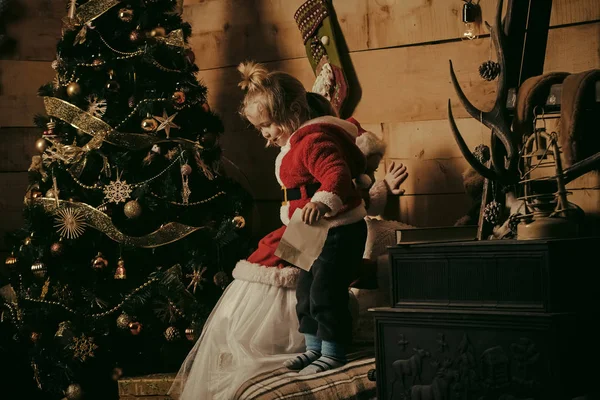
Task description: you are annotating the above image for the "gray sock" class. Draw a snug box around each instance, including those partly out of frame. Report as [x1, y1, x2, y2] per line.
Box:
[283, 350, 322, 370]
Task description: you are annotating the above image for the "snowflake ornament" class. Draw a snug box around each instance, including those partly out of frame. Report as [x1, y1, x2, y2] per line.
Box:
[87, 95, 107, 118]
[69, 334, 98, 362]
[103, 176, 132, 204]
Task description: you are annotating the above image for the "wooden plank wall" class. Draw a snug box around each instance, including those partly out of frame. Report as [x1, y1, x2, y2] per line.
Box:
[0, 0, 598, 249]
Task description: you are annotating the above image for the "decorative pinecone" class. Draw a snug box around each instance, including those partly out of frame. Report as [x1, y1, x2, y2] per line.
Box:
[479, 60, 501, 81]
[367, 369, 377, 382]
[116, 313, 132, 329]
[213, 271, 230, 289]
[508, 213, 523, 233]
[483, 200, 502, 225]
[473, 144, 490, 164]
[164, 326, 181, 342]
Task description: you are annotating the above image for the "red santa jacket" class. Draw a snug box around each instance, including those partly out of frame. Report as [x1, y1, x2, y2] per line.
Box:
[276, 116, 367, 227]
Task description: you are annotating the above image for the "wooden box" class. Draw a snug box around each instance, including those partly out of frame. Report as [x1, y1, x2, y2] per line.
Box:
[370, 307, 594, 400]
[388, 237, 600, 312]
[118, 373, 175, 399]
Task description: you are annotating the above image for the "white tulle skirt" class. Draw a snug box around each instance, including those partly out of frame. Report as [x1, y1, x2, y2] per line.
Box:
[168, 262, 304, 400]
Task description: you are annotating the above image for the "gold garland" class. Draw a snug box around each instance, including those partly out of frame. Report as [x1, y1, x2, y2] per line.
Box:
[22, 277, 158, 319]
[155, 29, 185, 48]
[36, 198, 204, 248]
[73, 0, 123, 26]
[44, 97, 202, 150]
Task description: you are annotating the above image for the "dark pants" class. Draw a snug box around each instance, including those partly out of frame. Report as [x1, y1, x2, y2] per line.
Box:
[296, 219, 367, 345]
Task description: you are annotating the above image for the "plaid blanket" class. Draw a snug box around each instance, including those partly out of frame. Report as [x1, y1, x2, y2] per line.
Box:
[233, 351, 376, 400]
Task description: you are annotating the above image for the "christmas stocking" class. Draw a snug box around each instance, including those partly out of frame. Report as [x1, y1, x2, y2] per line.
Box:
[294, 0, 349, 116]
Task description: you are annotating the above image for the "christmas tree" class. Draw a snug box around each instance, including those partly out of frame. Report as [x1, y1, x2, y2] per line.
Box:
[0, 0, 252, 398]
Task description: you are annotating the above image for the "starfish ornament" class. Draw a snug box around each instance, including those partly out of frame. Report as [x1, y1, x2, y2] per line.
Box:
[154, 110, 180, 138]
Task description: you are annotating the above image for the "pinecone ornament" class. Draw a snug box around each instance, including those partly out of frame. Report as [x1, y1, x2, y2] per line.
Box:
[479, 60, 501, 81]
[508, 213, 523, 233]
[483, 200, 502, 226]
[473, 144, 490, 164]
[164, 326, 180, 341]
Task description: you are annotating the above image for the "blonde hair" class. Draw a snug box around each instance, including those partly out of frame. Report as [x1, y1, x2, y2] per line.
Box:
[238, 61, 335, 135]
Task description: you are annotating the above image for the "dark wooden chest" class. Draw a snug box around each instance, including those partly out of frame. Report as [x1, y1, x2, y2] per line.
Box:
[370, 237, 599, 400]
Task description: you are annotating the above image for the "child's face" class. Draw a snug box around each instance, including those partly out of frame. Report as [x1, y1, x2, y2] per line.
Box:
[245, 101, 290, 147]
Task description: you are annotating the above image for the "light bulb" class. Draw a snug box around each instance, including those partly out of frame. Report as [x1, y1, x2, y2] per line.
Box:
[463, 22, 478, 40]
[461, 1, 480, 41]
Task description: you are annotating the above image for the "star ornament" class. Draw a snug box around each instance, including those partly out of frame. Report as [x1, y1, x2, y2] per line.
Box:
[154, 110, 180, 138]
[186, 266, 207, 294]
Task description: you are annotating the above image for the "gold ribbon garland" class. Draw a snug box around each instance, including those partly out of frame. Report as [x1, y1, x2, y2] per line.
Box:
[155, 29, 185, 48]
[73, 0, 123, 26]
[44, 97, 202, 150]
[37, 198, 204, 248]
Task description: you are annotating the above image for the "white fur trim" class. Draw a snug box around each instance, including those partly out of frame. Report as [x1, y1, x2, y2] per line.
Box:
[311, 191, 344, 216]
[356, 131, 386, 157]
[232, 260, 300, 288]
[280, 203, 290, 225]
[355, 174, 372, 189]
[327, 204, 367, 227]
[367, 180, 388, 216]
[275, 141, 292, 186]
[300, 116, 359, 138]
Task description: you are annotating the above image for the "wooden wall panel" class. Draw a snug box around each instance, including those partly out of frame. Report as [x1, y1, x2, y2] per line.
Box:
[0, 61, 53, 127]
[543, 22, 600, 73]
[0, 128, 39, 172]
[0, 173, 29, 251]
[1, 0, 64, 61]
[182, 0, 598, 71]
[396, 193, 472, 227]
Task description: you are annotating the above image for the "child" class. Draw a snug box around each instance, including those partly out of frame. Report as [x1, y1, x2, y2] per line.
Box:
[170, 62, 367, 399]
[237, 61, 369, 374]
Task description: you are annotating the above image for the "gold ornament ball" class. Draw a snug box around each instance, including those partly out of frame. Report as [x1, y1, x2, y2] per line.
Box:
[129, 29, 142, 43]
[232, 215, 246, 229]
[124, 200, 142, 219]
[185, 326, 199, 342]
[92, 252, 109, 270]
[112, 367, 124, 381]
[172, 91, 186, 105]
[181, 164, 192, 176]
[65, 383, 83, 400]
[23, 235, 33, 246]
[35, 138, 48, 153]
[106, 80, 120, 93]
[30, 331, 42, 343]
[213, 271, 230, 289]
[149, 26, 166, 37]
[5, 252, 17, 267]
[118, 7, 134, 22]
[66, 82, 82, 97]
[92, 58, 104, 69]
[50, 241, 64, 256]
[31, 261, 46, 278]
[46, 188, 59, 199]
[141, 117, 158, 132]
[129, 321, 142, 335]
[116, 313, 132, 329]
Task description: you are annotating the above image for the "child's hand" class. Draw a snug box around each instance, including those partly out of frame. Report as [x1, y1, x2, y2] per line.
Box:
[384, 161, 408, 195]
[302, 202, 330, 225]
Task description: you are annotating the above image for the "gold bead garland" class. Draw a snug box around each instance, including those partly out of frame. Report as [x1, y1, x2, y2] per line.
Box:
[22, 277, 158, 319]
[149, 190, 226, 206]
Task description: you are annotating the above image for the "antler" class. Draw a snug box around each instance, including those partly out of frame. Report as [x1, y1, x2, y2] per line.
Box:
[448, 0, 519, 184]
[563, 152, 600, 184]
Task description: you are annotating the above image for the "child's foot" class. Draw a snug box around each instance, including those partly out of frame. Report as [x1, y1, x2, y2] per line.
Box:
[283, 350, 321, 370]
[298, 355, 346, 375]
